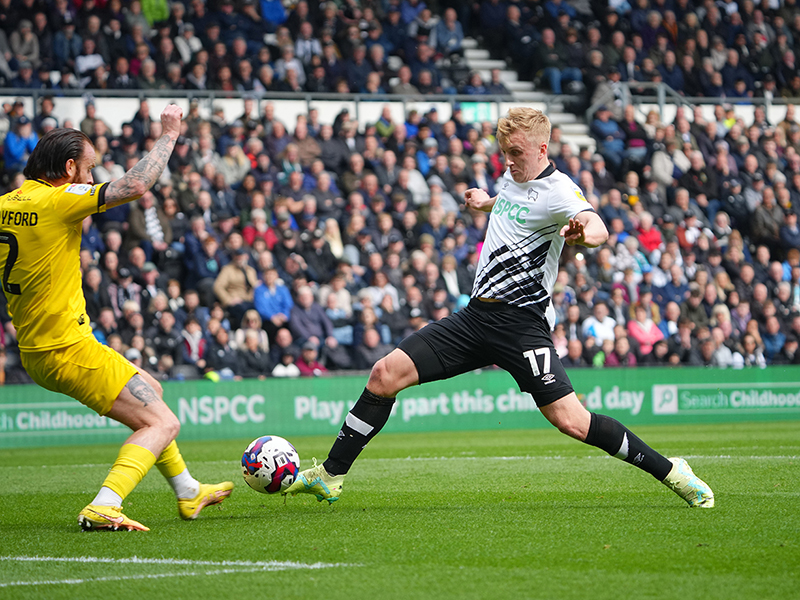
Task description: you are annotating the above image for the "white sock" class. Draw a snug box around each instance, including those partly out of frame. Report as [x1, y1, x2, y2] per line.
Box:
[168, 468, 201, 499]
[91, 486, 123, 507]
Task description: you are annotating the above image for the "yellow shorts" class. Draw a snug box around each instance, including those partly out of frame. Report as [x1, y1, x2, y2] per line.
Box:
[21, 336, 138, 416]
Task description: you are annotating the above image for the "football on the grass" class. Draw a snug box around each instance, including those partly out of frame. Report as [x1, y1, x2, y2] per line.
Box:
[241, 435, 300, 494]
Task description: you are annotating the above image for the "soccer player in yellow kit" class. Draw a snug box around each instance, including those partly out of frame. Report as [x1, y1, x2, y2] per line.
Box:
[0, 104, 233, 531]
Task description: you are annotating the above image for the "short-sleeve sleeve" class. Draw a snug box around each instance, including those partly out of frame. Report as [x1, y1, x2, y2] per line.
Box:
[548, 179, 594, 226]
[53, 182, 108, 224]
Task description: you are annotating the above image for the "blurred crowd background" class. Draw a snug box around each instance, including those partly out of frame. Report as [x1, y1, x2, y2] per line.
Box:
[1, 0, 800, 384]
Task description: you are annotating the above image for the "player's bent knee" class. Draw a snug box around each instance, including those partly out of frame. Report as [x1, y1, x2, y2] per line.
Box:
[162, 410, 181, 441]
[367, 359, 392, 396]
[368, 351, 416, 397]
[554, 419, 586, 440]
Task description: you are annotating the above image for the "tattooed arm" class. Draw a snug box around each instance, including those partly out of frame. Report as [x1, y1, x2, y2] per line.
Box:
[104, 104, 183, 208]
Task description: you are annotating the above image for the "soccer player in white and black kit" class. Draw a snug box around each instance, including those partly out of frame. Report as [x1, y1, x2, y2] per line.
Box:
[285, 108, 714, 508]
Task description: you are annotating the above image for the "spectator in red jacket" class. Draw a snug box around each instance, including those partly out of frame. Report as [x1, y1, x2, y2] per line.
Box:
[636, 211, 663, 254]
[242, 208, 278, 249]
[297, 341, 328, 376]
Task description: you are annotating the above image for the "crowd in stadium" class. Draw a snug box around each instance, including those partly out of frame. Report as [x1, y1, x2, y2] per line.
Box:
[1, 0, 800, 383]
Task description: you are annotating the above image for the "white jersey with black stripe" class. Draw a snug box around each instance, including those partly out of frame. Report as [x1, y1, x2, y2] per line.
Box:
[471, 164, 593, 328]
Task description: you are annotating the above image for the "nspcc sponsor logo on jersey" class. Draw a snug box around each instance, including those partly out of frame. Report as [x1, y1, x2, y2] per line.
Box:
[491, 197, 529, 224]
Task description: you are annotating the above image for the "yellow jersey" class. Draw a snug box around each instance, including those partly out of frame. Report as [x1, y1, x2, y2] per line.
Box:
[0, 179, 108, 351]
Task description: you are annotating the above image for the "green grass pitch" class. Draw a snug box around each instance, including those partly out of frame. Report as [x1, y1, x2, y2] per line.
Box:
[1, 421, 799, 600]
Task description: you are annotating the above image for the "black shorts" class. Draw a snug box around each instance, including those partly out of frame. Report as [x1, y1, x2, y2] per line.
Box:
[397, 299, 575, 407]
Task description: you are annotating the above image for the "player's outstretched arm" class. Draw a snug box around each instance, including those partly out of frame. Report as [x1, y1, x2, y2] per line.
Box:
[464, 187, 497, 212]
[560, 210, 608, 248]
[104, 104, 183, 208]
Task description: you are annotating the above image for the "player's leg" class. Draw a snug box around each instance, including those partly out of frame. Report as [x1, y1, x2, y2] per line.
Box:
[539, 392, 673, 476]
[496, 309, 714, 508]
[324, 347, 419, 474]
[128, 368, 233, 520]
[284, 306, 490, 503]
[538, 392, 714, 507]
[79, 372, 179, 531]
[282, 349, 419, 503]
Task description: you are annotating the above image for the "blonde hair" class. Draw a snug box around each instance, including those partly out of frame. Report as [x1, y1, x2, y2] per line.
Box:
[497, 107, 551, 147]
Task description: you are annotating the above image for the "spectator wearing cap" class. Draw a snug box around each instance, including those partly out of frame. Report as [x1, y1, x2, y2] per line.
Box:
[213, 247, 260, 327]
[10, 19, 40, 70]
[679, 284, 709, 328]
[174, 20, 202, 63]
[139, 261, 167, 311]
[109, 269, 143, 321]
[364, 19, 392, 56]
[3, 115, 37, 173]
[296, 340, 328, 376]
[10, 60, 39, 88]
[588, 154, 615, 196]
[299, 227, 335, 280]
[124, 347, 144, 369]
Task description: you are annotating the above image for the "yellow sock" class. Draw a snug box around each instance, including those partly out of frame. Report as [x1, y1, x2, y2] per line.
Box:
[102, 444, 157, 500]
[156, 441, 200, 499]
[155, 440, 187, 478]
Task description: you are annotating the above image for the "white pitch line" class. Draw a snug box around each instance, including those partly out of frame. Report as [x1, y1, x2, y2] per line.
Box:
[0, 556, 356, 568]
[0, 567, 314, 588]
[0, 556, 359, 588]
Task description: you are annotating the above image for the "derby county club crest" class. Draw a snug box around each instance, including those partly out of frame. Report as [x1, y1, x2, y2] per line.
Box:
[527, 187, 539, 202]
